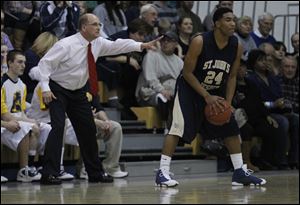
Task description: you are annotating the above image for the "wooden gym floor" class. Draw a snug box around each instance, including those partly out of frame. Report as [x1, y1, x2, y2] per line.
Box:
[1, 170, 298, 204]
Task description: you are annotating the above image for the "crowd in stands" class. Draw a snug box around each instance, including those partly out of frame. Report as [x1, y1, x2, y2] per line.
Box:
[1, 1, 299, 183]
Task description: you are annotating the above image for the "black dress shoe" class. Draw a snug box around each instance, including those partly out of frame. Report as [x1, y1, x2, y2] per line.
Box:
[40, 175, 62, 185]
[88, 172, 113, 183]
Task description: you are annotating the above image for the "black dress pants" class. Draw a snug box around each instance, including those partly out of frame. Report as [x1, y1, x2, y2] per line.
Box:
[42, 80, 103, 179]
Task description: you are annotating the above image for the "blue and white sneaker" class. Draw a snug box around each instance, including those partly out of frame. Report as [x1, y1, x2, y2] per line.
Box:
[232, 164, 266, 186]
[155, 169, 179, 187]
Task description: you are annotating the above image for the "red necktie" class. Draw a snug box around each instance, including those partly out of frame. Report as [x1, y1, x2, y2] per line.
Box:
[87, 43, 98, 95]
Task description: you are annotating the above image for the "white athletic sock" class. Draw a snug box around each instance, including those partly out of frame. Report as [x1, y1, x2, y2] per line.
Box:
[160, 154, 171, 175]
[230, 153, 243, 170]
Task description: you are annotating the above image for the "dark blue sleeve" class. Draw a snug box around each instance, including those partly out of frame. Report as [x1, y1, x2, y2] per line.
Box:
[66, 4, 80, 36]
[40, 2, 65, 32]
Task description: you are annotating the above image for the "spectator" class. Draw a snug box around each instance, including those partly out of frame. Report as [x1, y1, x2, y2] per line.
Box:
[40, 1, 80, 39]
[140, 3, 158, 27]
[1, 93, 41, 182]
[234, 16, 257, 60]
[74, 1, 87, 16]
[2, 50, 52, 180]
[1, 9, 14, 51]
[21, 32, 58, 102]
[1, 43, 8, 76]
[279, 56, 299, 114]
[203, 1, 234, 31]
[291, 32, 299, 59]
[125, 1, 150, 24]
[177, 1, 204, 34]
[247, 49, 298, 170]
[139, 4, 158, 41]
[153, 1, 179, 26]
[272, 41, 287, 76]
[93, 1, 127, 37]
[279, 55, 299, 169]
[3, 1, 41, 50]
[75, 90, 129, 179]
[157, 18, 172, 35]
[97, 18, 153, 120]
[136, 31, 183, 130]
[259, 42, 276, 75]
[174, 16, 193, 59]
[250, 12, 276, 48]
[235, 59, 287, 171]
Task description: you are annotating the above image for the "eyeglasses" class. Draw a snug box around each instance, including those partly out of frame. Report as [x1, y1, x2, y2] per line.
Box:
[86, 22, 103, 27]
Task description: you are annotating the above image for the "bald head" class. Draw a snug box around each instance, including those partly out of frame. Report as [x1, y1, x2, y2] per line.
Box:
[79, 13, 99, 31]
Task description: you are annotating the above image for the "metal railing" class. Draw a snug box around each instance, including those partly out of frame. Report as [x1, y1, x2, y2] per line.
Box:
[194, 1, 299, 52]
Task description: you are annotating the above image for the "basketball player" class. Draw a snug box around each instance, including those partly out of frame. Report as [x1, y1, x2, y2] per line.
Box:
[155, 7, 266, 187]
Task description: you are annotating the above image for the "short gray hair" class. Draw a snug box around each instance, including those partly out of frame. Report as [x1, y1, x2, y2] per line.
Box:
[258, 12, 274, 22]
[140, 4, 157, 18]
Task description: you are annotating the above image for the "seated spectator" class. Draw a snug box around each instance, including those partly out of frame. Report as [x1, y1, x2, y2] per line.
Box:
[135, 31, 183, 130]
[139, 4, 158, 41]
[153, 1, 179, 26]
[1, 50, 53, 182]
[93, 1, 127, 37]
[157, 18, 172, 35]
[234, 59, 287, 171]
[21, 32, 58, 102]
[272, 41, 287, 76]
[1, 9, 14, 51]
[259, 42, 276, 75]
[96, 18, 153, 120]
[250, 12, 276, 48]
[279, 55, 299, 113]
[3, 1, 42, 50]
[125, 1, 150, 24]
[234, 16, 257, 60]
[140, 3, 158, 27]
[40, 1, 80, 39]
[279, 55, 299, 169]
[175, 16, 193, 60]
[1, 94, 41, 182]
[76, 87, 129, 179]
[177, 1, 204, 34]
[290, 32, 299, 58]
[1, 43, 8, 76]
[247, 49, 298, 170]
[74, 1, 88, 16]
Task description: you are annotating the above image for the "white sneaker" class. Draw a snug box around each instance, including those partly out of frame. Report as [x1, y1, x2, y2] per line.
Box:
[1, 176, 8, 183]
[17, 166, 41, 182]
[79, 167, 88, 180]
[58, 170, 74, 181]
[107, 170, 129, 178]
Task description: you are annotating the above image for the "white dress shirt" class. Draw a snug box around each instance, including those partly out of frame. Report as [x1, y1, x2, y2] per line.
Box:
[38, 32, 142, 92]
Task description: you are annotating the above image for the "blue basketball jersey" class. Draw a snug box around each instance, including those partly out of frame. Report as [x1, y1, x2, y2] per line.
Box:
[193, 31, 238, 97]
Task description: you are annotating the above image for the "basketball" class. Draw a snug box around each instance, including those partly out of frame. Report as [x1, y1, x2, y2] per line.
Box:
[204, 100, 232, 126]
